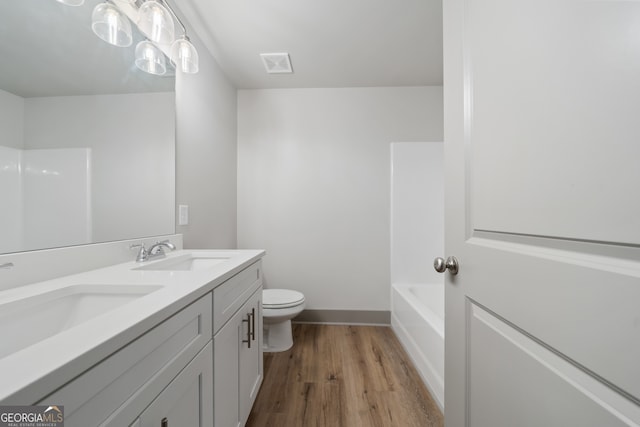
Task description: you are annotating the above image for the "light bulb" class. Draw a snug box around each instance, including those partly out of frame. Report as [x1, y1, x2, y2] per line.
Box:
[170, 36, 199, 74]
[135, 40, 167, 75]
[91, 2, 132, 47]
[136, 0, 175, 45]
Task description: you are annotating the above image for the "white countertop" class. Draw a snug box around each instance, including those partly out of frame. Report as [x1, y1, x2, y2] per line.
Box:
[0, 249, 265, 404]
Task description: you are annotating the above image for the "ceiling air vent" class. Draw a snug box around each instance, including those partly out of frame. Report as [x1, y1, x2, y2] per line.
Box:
[260, 53, 293, 74]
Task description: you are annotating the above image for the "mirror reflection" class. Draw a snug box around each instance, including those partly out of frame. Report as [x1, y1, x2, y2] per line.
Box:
[0, 0, 176, 255]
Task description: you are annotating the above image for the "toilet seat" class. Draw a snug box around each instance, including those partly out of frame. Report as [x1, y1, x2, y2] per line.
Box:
[263, 289, 305, 309]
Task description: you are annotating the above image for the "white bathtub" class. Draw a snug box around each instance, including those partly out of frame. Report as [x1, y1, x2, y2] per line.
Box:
[391, 283, 444, 411]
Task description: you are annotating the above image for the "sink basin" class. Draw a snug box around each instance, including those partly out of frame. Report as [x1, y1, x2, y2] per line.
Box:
[0, 284, 161, 359]
[133, 254, 229, 272]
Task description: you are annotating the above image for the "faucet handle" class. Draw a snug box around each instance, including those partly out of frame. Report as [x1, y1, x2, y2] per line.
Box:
[130, 243, 148, 262]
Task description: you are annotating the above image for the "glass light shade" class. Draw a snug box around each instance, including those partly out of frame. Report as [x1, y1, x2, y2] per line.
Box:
[136, 0, 175, 45]
[56, 0, 85, 6]
[91, 2, 133, 47]
[135, 40, 167, 75]
[170, 36, 199, 74]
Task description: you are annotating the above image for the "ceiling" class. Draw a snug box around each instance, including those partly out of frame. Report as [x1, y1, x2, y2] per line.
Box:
[179, 0, 443, 89]
[0, 1, 173, 98]
[0, 1, 441, 96]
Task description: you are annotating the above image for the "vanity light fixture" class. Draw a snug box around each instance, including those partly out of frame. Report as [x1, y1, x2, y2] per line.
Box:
[59, 0, 199, 74]
[136, 0, 175, 45]
[91, 1, 133, 47]
[166, 5, 199, 74]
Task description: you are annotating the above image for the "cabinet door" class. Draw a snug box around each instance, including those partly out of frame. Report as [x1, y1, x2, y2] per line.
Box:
[136, 342, 213, 427]
[239, 289, 263, 425]
[214, 287, 264, 427]
[214, 309, 241, 427]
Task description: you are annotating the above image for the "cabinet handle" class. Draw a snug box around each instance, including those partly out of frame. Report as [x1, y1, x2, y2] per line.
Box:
[250, 307, 256, 341]
[161, 418, 168, 427]
[242, 313, 251, 348]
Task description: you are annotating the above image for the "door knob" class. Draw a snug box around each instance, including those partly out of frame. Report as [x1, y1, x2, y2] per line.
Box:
[434, 256, 459, 275]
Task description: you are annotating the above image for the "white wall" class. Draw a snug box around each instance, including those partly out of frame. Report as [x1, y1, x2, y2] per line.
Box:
[23, 93, 175, 243]
[0, 89, 24, 150]
[238, 86, 443, 311]
[175, 29, 238, 249]
[391, 142, 444, 285]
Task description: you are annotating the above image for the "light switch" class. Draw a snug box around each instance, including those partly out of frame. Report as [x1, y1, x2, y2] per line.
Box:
[179, 204, 189, 225]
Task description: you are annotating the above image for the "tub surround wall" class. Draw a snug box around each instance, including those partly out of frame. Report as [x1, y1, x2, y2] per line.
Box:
[0, 146, 21, 253]
[391, 142, 444, 285]
[238, 87, 443, 315]
[21, 148, 92, 250]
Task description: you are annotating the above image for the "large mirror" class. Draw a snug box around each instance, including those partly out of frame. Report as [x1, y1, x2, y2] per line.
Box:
[0, 0, 176, 255]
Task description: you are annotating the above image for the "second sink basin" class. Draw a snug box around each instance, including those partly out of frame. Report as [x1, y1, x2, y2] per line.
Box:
[0, 284, 161, 359]
[133, 254, 229, 272]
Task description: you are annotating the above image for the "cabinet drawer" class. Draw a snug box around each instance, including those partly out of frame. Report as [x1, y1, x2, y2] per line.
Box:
[38, 293, 212, 427]
[213, 261, 262, 333]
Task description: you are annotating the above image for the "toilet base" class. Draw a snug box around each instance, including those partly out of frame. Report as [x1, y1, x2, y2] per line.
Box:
[263, 319, 293, 352]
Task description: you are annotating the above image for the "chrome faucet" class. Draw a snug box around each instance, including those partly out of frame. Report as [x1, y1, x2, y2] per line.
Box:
[130, 240, 176, 262]
[148, 240, 176, 257]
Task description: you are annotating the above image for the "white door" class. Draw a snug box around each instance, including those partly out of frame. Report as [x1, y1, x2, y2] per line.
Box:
[443, 1, 640, 426]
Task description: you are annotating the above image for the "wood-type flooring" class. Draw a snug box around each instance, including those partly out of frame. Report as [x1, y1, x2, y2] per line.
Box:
[246, 324, 444, 427]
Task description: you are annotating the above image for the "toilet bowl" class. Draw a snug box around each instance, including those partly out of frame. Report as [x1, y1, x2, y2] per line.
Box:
[262, 289, 305, 352]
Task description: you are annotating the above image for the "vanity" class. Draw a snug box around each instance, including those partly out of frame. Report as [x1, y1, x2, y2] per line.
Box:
[0, 247, 265, 427]
[0, 1, 259, 425]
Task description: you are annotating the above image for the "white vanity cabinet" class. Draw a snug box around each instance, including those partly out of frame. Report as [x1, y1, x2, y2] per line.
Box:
[213, 261, 263, 427]
[26, 255, 265, 427]
[38, 293, 213, 427]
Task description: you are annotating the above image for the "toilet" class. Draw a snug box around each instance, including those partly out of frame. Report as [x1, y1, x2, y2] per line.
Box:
[262, 289, 305, 352]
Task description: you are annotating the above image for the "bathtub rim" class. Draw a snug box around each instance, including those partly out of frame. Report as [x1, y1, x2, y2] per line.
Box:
[393, 282, 444, 338]
[391, 282, 445, 412]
